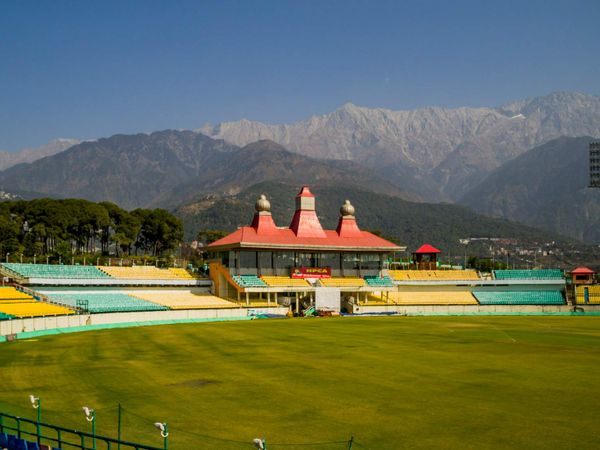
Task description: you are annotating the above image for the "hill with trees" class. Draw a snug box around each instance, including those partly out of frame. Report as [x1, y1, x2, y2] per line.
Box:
[0, 199, 183, 261]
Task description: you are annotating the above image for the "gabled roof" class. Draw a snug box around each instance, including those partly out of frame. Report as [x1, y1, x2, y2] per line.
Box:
[414, 244, 441, 254]
[570, 266, 596, 275]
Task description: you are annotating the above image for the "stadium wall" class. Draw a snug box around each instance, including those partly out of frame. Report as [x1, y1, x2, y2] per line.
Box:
[0, 307, 288, 341]
[349, 304, 600, 315]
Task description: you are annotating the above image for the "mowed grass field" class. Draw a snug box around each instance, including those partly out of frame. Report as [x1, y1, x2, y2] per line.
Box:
[1, 316, 599, 449]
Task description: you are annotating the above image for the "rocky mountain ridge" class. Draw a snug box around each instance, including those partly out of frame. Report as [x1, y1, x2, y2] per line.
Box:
[0, 131, 410, 209]
[0, 138, 80, 171]
[460, 136, 600, 244]
[200, 92, 600, 200]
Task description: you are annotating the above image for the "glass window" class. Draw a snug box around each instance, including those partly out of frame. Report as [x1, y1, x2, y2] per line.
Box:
[274, 252, 295, 270]
[297, 252, 316, 267]
[360, 253, 381, 270]
[258, 251, 272, 270]
[342, 253, 360, 270]
[319, 253, 340, 270]
[239, 251, 257, 269]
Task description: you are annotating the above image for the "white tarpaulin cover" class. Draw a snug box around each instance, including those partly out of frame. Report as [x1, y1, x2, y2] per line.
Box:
[315, 287, 341, 312]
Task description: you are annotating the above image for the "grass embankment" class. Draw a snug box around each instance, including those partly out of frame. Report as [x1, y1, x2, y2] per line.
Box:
[0, 316, 599, 449]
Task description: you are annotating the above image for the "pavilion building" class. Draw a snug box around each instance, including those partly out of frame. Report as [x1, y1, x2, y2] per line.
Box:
[207, 186, 404, 306]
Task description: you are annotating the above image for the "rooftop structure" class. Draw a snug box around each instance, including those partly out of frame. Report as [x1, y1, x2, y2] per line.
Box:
[208, 186, 403, 252]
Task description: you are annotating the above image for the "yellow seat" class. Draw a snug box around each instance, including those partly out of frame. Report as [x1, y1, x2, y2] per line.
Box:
[0, 300, 74, 317]
[260, 276, 311, 287]
[371, 290, 478, 305]
[98, 266, 199, 280]
[0, 287, 34, 300]
[128, 290, 237, 309]
[320, 277, 365, 287]
[576, 285, 600, 304]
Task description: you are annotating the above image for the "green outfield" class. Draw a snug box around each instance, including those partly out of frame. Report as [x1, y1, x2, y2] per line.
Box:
[1, 316, 599, 449]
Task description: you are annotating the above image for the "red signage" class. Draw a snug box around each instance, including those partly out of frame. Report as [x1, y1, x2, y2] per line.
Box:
[291, 267, 331, 279]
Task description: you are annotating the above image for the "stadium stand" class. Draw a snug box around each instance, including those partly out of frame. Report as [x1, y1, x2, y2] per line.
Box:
[0, 287, 74, 317]
[493, 269, 564, 280]
[388, 270, 480, 281]
[2, 263, 109, 279]
[372, 290, 478, 305]
[40, 291, 167, 313]
[0, 312, 14, 320]
[575, 285, 600, 304]
[320, 277, 365, 287]
[364, 275, 394, 287]
[261, 276, 311, 287]
[128, 290, 237, 309]
[473, 290, 564, 305]
[0, 287, 33, 300]
[98, 266, 197, 279]
[232, 274, 268, 288]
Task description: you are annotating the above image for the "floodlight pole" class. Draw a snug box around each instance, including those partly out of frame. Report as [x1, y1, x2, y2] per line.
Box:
[117, 403, 122, 450]
[163, 424, 168, 450]
[83, 408, 96, 450]
[30, 396, 41, 444]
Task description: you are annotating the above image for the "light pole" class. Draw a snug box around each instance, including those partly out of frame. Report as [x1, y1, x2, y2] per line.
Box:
[459, 239, 469, 269]
[82, 406, 96, 450]
[5, 253, 9, 263]
[29, 395, 41, 444]
[154, 422, 169, 450]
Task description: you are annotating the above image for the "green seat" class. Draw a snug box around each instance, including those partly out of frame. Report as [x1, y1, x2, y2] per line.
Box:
[473, 290, 564, 305]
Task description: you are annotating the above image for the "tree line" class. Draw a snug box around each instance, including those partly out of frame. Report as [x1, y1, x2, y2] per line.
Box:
[0, 199, 183, 259]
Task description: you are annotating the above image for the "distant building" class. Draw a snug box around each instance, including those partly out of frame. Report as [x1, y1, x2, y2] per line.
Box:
[590, 142, 600, 188]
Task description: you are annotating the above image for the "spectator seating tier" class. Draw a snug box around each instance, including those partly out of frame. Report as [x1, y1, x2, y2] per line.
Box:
[0, 286, 75, 317]
[364, 275, 394, 287]
[320, 277, 365, 288]
[373, 291, 478, 305]
[2, 263, 109, 279]
[389, 270, 480, 281]
[493, 269, 564, 280]
[473, 290, 564, 305]
[260, 276, 311, 287]
[129, 290, 237, 309]
[575, 285, 600, 304]
[40, 291, 168, 313]
[97, 266, 198, 280]
[232, 275, 267, 288]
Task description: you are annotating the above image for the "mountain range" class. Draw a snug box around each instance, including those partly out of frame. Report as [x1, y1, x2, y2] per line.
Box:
[0, 138, 79, 171]
[1, 91, 599, 250]
[0, 131, 409, 209]
[201, 92, 600, 201]
[460, 136, 600, 243]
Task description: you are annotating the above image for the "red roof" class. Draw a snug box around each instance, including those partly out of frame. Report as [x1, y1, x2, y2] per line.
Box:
[208, 226, 400, 251]
[570, 267, 596, 275]
[414, 244, 441, 254]
[297, 185, 315, 198]
[207, 185, 402, 251]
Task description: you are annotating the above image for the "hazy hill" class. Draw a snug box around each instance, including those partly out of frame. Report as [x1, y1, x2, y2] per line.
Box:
[0, 138, 79, 171]
[200, 92, 600, 200]
[0, 131, 411, 209]
[0, 131, 237, 209]
[460, 136, 600, 244]
[175, 181, 584, 259]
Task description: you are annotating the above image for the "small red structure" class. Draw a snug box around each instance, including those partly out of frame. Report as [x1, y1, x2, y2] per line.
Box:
[412, 244, 441, 270]
[569, 267, 596, 285]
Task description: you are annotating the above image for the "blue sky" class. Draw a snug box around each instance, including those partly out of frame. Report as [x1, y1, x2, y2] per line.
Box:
[1, 0, 599, 150]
